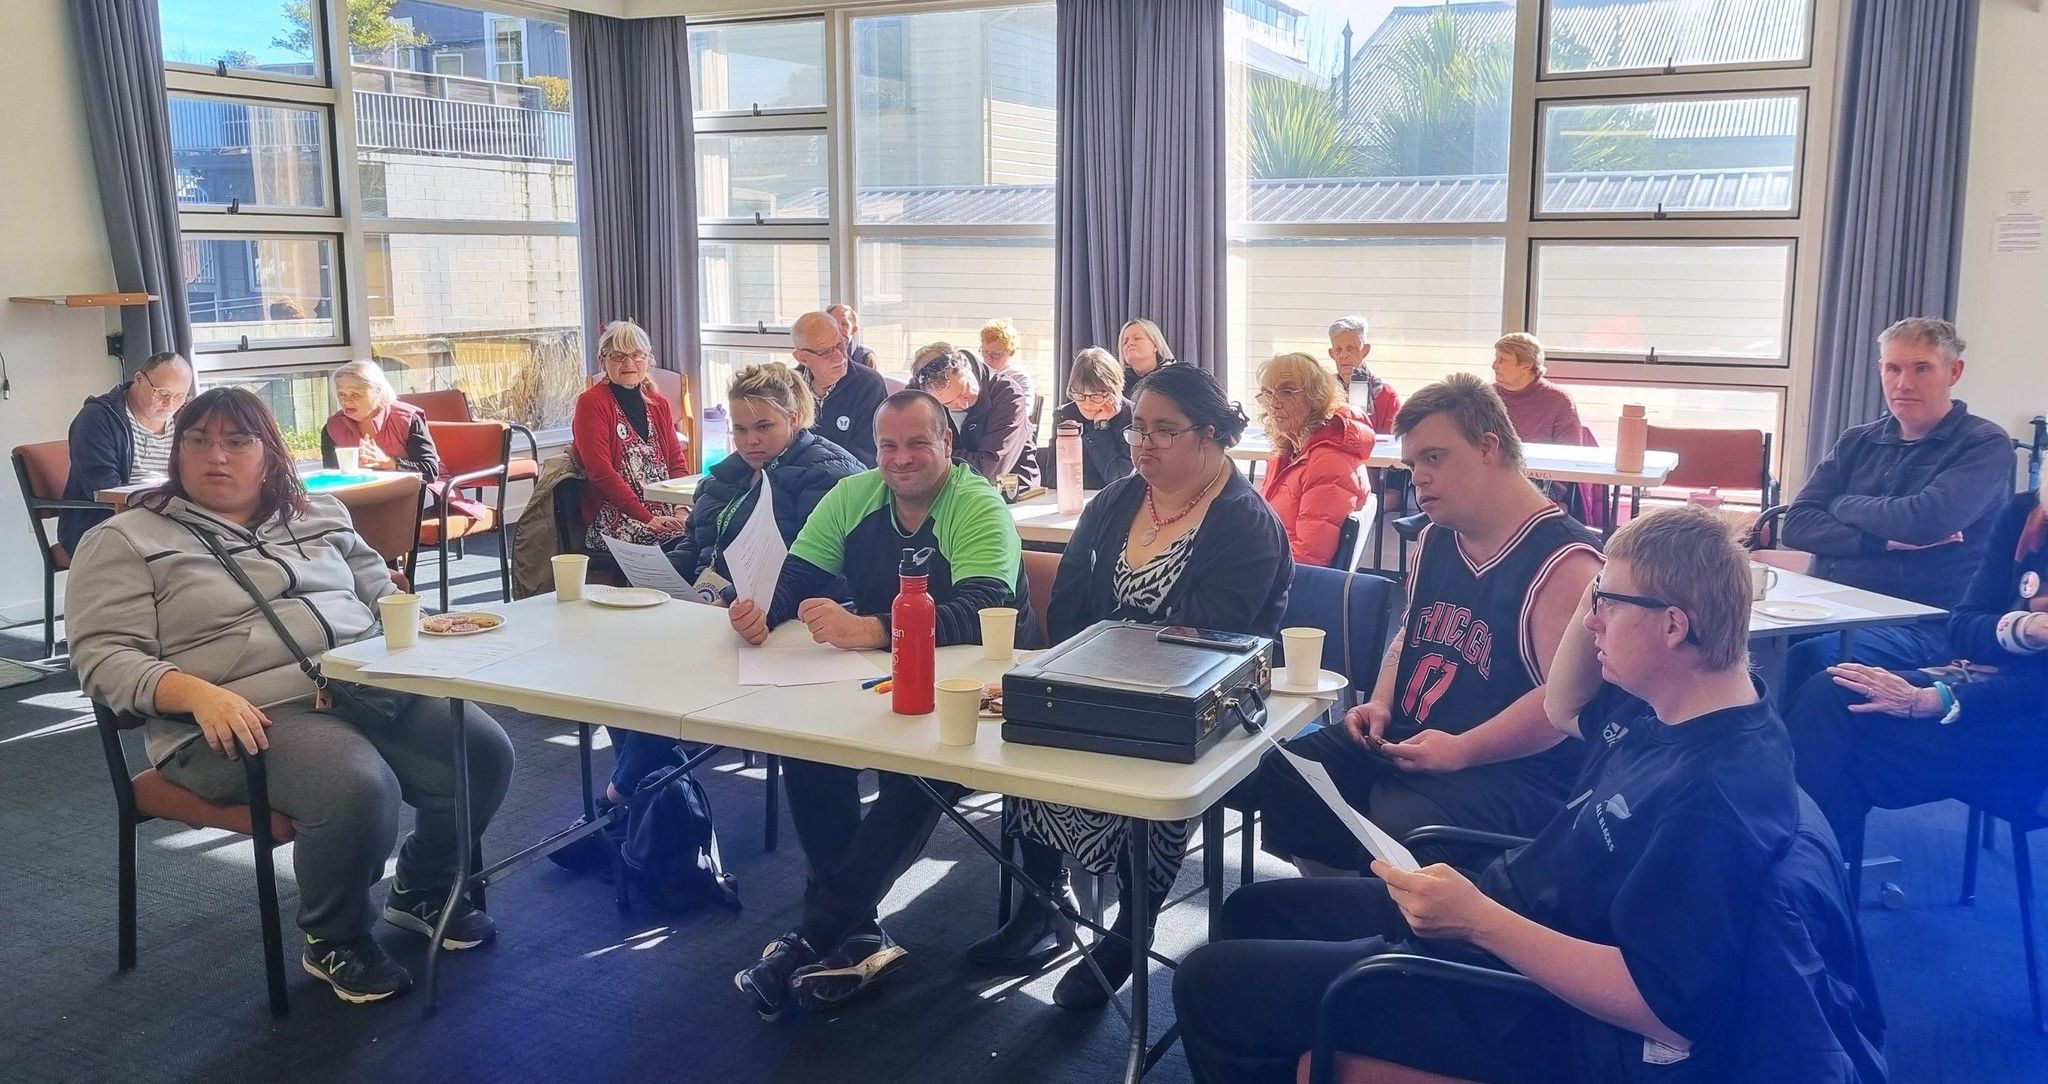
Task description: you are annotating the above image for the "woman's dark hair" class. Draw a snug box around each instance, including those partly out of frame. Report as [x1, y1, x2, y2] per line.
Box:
[1132, 363, 1249, 447]
[137, 387, 310, 523]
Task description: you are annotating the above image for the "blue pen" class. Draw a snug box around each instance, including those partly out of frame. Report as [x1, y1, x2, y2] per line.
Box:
[860, 674, 890, 690]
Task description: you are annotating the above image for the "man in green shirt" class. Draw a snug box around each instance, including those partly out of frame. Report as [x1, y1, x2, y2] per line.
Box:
[730, 391, 1037, 1020]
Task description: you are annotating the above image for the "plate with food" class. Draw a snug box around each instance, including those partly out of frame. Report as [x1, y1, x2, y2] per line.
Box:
[420, 611, 506, 636]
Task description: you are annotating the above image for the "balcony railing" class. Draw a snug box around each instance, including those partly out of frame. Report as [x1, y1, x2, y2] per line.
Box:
[354, 90, 572, 162]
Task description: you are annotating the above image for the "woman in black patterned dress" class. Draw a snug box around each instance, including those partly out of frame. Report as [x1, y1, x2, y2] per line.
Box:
[969, 364, 1292, 1009]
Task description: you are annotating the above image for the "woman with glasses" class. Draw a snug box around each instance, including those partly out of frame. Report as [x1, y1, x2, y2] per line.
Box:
[321, 359, 485, 520]
[572, 320, 690, 547]
[1255, 351, 1377, 568]
[968, 363, 1291, 1010]
[66, 388, 515, 1006]
[1047, 346, 1135, 489]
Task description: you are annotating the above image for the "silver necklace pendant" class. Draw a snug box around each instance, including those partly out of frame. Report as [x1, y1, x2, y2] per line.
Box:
[1139, 523, 1160, 546]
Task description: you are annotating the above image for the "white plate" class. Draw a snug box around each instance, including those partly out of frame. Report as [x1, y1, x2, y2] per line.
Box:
[419, 611, 507, 636]
[1271, 668, 1349, 697]
[1754, 600, 1832, 623]
[586, 586, 670, 608]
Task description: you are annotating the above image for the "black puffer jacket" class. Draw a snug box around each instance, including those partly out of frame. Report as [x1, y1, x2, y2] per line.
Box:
[666, 428, 865, 583]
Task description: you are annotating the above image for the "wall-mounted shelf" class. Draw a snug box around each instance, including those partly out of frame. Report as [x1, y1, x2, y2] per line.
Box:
[9, 292, 156, 308]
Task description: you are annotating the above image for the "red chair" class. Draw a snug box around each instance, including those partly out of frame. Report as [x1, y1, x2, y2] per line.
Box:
[11, 440, 103, 657]
[398, 389, 541, 486]
[93, 701, 294, 1016]
[418, 421, 513, 610]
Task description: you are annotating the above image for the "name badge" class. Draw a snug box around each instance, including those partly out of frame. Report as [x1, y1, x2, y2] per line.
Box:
[616, 421, 631, 441]
[2023, 571, 2041, 600]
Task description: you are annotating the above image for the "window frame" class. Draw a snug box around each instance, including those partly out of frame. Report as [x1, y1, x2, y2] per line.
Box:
[1526, 236, 1800, 367]
[1530, 87, 1811, 222]
[167, 90, 341, 217]
[1535, 0, 1819, 81]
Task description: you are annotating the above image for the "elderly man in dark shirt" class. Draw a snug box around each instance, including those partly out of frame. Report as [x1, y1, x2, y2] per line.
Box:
[1779, 316, 2015, 701]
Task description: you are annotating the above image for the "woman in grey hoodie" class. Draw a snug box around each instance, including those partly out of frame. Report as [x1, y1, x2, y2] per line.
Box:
[66, 388, 515, 1006]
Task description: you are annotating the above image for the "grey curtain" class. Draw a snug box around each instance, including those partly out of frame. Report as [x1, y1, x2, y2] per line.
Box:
[72, 0, 191, 373]
[1807, 0, 1980, 466]
[1055, 0, 1226, 386]
[571, 13, 700, 388]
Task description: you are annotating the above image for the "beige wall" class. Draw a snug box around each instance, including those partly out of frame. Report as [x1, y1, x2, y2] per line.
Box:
[0, 0, 120, 625]
[1956, 0, 2048, 467]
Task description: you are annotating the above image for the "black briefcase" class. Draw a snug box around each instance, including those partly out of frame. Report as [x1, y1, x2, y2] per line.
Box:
[1001, 621, 1273, 763]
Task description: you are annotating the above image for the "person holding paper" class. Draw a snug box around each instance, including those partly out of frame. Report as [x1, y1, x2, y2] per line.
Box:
[728, 390, 1040, 1020]
[66, 388, 515, 1007]
[587, 364, 864, 805]
[969, 363, 1291, 1011]
[1247, 374, 1602, 874]
[1175, 505, 1883, 1084]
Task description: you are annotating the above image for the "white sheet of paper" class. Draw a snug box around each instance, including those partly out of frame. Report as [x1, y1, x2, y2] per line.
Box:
[351, 634, 547, 678]
[724, 472, 789, 610]
[736, 641, 886, 687]
[601, 536, 715, 602]
[1277, 745, 1421, 872]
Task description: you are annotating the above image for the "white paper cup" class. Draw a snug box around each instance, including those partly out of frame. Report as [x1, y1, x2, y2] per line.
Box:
[1749, 563, 1778, 601]
[379, 592, 421, 648]
[552, 553, 590, 601]
[334, 446, 361, 472]
[979, 606, 1018, 661]
[1281, 627, 1326, 689]
[936, 677, 985, 746]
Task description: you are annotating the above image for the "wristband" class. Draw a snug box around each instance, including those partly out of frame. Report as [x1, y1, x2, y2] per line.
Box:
[1933, 680, 1962, 725]
[1997, 611, 2043, 655]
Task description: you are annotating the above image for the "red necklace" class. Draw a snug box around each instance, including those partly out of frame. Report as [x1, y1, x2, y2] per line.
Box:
[1141, 463, 1224, 546]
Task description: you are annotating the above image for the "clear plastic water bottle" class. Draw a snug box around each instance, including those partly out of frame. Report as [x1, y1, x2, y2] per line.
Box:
[700, 404, 730, 473]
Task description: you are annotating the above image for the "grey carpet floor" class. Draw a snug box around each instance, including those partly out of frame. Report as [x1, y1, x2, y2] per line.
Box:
[3, 544, 2046, 1082]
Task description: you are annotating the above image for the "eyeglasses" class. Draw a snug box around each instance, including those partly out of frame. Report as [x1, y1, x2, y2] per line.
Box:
[1255, 386, 1304, 403]
[1590, 577, 1700, 644]
[1122, 424, 1198, 448]
[602, 350, 652, 365]
[795, 339, 848, 362]
[138, 368, 189, 406]
[178, 431, 262, 456]
[1069, 390, 1115, 405]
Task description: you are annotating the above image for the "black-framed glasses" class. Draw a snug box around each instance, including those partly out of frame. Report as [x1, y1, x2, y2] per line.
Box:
[795, 338, 848, 362]
[1122, 424, 1199, 448]
[1591, 577, 1700, 644]
[1068, 390, 1115, 405]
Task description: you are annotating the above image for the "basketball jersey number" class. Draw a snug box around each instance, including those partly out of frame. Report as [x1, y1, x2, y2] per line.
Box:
[1400, 653, 1460, 725]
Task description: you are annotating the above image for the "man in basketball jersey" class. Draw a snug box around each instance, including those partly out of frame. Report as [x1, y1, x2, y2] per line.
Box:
[1251, 373, 1604, 871]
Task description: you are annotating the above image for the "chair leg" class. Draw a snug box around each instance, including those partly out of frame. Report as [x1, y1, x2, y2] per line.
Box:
[44, 565, 57, 657]
[252, 842, 289, 1018]
[1987, 812, 2001, 850]
[2013, 824, 2044, 1034]
[118, 819, 137, 970]
[1964, 806, 1984, 905]
[438, 535, 451, 611]
[1240, 808, 1257, 888]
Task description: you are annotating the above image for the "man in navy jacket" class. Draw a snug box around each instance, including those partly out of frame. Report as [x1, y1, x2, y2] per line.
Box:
[58, 352, 192, 554]
[1779, 316, 2014, 699]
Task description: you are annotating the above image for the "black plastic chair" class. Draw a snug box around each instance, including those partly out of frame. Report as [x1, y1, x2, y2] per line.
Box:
[1960, 804, 2046, 1033]
[11, 441, 105, 658]
[92, 702, 292, 1016]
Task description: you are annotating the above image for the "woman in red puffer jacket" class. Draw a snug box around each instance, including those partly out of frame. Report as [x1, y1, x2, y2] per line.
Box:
[1256, 351, 1376, 567]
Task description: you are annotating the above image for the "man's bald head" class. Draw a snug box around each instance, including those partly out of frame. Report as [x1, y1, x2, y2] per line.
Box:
[792, 310, 841, 352]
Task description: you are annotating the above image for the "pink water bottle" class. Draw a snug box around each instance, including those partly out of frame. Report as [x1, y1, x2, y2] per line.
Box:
[1055, 420, 1084, 515]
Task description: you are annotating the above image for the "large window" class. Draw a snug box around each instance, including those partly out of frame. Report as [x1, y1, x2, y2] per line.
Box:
[161, 0, 586, 445]
[1225, 0, 1838, 468]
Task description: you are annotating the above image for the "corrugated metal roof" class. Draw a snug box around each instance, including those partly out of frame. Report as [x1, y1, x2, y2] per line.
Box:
[814, 165, 1794, 226]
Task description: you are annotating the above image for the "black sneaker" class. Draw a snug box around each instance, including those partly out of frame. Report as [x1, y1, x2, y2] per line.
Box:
[734, 933, 819, 1021]
[790, 924, 909, 1010]
[384, 881, 498, 950]
[302, 935, 412, 1004]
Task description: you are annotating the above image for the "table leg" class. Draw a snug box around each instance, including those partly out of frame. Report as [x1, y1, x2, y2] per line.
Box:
[424, 696, 473, 1016]
[1203, 804, 1226, 940]
[1125, 820, 1153, 1084]
[1629, 486, 1642, 519]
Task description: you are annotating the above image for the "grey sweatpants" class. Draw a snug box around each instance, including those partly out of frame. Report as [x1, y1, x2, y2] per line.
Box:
[159, 696, 515, 942]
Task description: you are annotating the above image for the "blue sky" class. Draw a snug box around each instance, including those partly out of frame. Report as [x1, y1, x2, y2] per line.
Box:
[158, 0, 309, 68]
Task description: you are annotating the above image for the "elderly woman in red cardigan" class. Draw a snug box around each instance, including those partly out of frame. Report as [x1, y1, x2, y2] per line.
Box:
[573, 319, 689, 548]
[322, 359, 484, 519]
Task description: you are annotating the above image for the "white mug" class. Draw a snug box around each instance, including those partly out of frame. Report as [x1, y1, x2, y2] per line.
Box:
[334, 446, 361, 472]
[1749, 563, 1779, 601]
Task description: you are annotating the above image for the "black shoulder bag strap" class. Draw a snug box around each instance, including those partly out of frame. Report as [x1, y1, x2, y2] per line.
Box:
[188, 522, 414, 724]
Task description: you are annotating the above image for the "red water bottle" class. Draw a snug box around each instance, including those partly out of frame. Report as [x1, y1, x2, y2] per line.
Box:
[892, 547, 936, 715]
